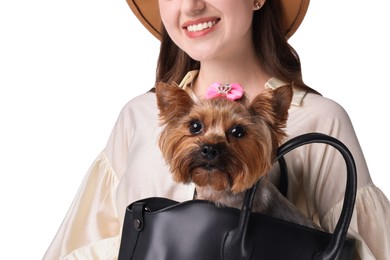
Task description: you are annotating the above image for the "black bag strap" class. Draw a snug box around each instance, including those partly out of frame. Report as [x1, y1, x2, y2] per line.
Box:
[223, 133, 357, 260]
[277, 155, 288, 197]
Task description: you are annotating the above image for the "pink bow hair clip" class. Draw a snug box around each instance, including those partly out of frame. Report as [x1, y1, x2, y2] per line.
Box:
[205, 82, 244, 101]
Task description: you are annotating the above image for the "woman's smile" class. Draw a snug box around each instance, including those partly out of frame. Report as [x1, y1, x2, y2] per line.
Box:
[183, 17, 220, 36]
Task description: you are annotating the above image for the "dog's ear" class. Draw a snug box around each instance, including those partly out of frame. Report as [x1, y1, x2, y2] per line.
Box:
[249, 85, 293, 141]
[155, 82, 195, 123]
[269, 85, 293, 127]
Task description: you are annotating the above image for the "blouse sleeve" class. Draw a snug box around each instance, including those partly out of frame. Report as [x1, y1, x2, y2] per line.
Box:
[43, 97, 137, 259]
[322, 185, 390, 260]
[43, 152, 121, 259]
[285, 93, 390, 259]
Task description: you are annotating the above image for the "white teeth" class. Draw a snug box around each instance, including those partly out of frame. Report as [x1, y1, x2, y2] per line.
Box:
[187, 20, 217, 32]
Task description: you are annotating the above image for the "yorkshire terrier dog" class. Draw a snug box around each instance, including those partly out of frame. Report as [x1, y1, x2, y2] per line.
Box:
[155, 82, 317, 228]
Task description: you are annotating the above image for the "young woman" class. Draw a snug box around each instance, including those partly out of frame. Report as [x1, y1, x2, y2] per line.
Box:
[44, 0, 390, 259]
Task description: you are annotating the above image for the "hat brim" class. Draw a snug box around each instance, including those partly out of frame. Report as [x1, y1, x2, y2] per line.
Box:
[127, 0, 309, 40]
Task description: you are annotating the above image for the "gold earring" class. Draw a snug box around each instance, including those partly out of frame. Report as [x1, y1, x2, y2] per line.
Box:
[254, 1, 262, 10]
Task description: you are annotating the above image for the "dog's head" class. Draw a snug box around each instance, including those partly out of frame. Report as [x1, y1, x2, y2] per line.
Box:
[156, 82, 292, 193]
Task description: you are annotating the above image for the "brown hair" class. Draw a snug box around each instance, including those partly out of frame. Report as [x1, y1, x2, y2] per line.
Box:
[156, 1, 318, 94]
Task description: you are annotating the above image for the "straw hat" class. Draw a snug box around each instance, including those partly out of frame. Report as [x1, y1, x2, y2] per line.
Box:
[126, 0, 310, 39]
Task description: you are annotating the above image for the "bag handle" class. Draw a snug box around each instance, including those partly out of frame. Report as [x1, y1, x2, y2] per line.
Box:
[223, 133, 357, 260]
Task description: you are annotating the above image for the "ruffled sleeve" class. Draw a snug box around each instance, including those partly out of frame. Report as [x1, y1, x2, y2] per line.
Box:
[43, 92, 191, 259]
[281, 91, 390, 259]
[43, 152, 121, 259]
[322, 185, 390, 259]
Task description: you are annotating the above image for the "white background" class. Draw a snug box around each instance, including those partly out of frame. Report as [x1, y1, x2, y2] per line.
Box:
[0, 0, 389, 259]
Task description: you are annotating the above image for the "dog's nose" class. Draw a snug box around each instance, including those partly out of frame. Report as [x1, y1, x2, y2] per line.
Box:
[201, 144, 220, 160]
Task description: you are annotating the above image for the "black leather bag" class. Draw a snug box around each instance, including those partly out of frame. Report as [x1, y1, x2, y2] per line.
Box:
[118, 133, 357, 260]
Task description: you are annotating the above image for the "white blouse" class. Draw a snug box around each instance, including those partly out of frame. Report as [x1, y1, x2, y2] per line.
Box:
[44, 71, 390, 259]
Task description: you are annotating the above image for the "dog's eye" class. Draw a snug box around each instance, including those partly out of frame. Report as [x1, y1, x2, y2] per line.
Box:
[230, 126, 245, 138]
[189, 120, 203, 135]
